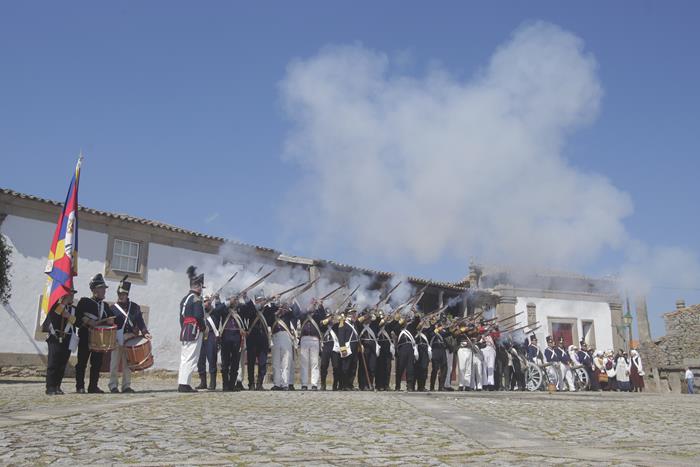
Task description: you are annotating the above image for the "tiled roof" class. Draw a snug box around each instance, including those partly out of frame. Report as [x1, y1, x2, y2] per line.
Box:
[0, 188, 277, 252]
[1, 187, 464, 290]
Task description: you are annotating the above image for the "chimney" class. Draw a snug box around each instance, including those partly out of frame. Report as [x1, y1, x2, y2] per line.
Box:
[676, 299, 686, 311]
[635, 297, 653, 344]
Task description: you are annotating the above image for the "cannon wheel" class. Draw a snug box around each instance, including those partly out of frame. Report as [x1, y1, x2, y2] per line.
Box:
[526, 362, 543, 391]
[574, 367, 589, 391]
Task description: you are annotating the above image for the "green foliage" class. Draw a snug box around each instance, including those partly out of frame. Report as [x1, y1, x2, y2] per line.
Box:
[0, 233, 12, 304]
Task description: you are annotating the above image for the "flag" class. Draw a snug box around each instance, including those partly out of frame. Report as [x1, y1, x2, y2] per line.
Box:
[40, 156, 82, 323]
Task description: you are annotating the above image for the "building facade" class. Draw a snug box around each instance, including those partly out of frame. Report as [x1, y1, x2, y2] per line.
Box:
[1, 188, 624, 371]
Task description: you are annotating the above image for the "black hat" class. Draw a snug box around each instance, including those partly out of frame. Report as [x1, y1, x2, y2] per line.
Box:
[89, 273, 108, 290]
[187, 265, 205, 288]
[118, 275, 131, 294]
[530, 334, 538, 342]
[546, 335, 553, 343]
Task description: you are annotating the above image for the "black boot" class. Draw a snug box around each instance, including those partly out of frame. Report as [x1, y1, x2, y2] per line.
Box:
[208, 373, 217, 391]
[178, 384, 197, 393]
[195, 373, 207, 390]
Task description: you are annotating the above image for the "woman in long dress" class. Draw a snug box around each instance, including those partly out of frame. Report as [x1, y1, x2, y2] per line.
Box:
[629, 349, 645, 392]
[615, 352, 631, 392]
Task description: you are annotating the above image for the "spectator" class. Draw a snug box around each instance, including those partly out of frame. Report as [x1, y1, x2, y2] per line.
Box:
[685, 368, 695, 395]
[615, 352, 631, 392]
[629, 349, 645, 392]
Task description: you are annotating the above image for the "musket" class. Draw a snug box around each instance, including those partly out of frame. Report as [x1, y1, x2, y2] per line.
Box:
[319, 284, 345, 301]
[239, 269, 276, 296]
[333, 284, 361, 314]
[494, 311, 523, 327]
[289, 277, 320, 302]
[506, 321, 540, 335]
[419, 304, 449, 328]
[213, 271, 239, 297]
[374, 281, 402, 308]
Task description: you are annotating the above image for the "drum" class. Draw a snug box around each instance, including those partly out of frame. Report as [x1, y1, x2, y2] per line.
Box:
[89, 325, 117, 352]
[124, 336, 153, 371]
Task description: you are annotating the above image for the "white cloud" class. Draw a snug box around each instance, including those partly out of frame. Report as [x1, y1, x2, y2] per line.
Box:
[279, 21, 698, 296]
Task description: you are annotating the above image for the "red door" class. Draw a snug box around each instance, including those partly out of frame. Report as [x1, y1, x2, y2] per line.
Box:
[551, 323, 573, 347]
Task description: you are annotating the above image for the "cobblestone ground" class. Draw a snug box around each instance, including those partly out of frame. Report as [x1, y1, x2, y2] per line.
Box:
[1, 375, 699, 466]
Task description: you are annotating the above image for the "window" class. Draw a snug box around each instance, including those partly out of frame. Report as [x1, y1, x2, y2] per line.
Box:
[581, 320, 596, 348]
[105, 233, 149, 283]
[112, 239, 140, 273]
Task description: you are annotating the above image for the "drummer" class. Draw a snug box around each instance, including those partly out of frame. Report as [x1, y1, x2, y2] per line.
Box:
[108, 276, 151, 393]
[75, 273, 114, 394]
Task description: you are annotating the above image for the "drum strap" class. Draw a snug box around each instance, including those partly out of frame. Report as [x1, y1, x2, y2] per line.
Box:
[113, 303, 132, 330]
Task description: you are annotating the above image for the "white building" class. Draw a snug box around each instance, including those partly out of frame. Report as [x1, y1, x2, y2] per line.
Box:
[0, 188, 625, 371]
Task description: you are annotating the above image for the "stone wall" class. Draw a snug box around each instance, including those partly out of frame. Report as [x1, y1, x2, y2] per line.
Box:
[657, 305, 700, 367]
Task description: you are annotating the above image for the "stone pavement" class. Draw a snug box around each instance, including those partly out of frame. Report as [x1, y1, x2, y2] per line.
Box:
[1, 375, 699, 466]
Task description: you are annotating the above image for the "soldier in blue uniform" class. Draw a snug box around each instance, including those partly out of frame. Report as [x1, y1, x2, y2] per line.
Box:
[428, 318, 448, 391]
[215, 295, 245, 391]
[392, 309, 417, 392]
[526, 334, 543, 363]
[543, 335, 561, 389]
[375, 310, 394, 391]
[413, 314, 431, 392]
[239, 293, 274, 390]
[195, 292, 222, 391]
[357, 307, 380, 391]
[178, 266, 205, 393]
[42, 287, 78, 395]
[75, 273, 114, 393]
[320, 309, 340, 391]
[108, 275, 151, 393]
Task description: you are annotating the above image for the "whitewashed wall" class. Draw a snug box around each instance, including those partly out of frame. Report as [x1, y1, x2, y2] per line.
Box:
[513, 297, 614, 351]
[0, 214, 221, 370]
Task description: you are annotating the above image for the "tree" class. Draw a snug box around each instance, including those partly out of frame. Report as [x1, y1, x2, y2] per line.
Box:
[0, 233, 12, 304]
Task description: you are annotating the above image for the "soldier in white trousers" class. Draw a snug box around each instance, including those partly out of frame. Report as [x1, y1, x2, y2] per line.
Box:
[271, 302, 297, 390]
[178, 266, 206, 392]
[481, 335, 497, 391]
[457, 343, 473, 390]
[444, 349, 454, 390]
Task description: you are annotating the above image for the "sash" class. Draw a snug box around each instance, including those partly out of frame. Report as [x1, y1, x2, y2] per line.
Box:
[399, 329, 418, 360]
[113, 302, 132, 346]
[329, 329, 340, 353]
[84, 298, 107, 322]
[219, 308, 245, 337]
[249, 310, 273, 345]
[417, 332, 432, 360]
[360, 324, 380, 356]
[273, 318, 297, 348]
[301, 316, 323, 339]
[378, 327, 394, 356]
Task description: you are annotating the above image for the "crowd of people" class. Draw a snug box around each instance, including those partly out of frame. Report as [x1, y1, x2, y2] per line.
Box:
[42, 266, 655, 395]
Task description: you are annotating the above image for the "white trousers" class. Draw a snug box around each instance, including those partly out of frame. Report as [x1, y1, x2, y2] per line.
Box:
[300, 336, 320, 387]
[109, 346, 131, 390]
[178, 336, 202, 386]
[482, 345, 496, 386]
[272, 332, 293, 387]
[559, 363, 576, 391]
[473, 351, 484, 390]
[457, 347, 473, 388]
[444, 351, 454, 388]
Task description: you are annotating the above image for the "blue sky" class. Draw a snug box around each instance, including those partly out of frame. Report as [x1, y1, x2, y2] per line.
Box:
[1, 1, 699, 337]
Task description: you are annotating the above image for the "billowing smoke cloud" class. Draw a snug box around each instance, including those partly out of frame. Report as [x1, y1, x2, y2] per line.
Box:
[279, 21, 700, 298]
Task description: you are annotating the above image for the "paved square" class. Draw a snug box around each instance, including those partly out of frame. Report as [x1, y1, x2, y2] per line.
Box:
[1, 375, 698, 466]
